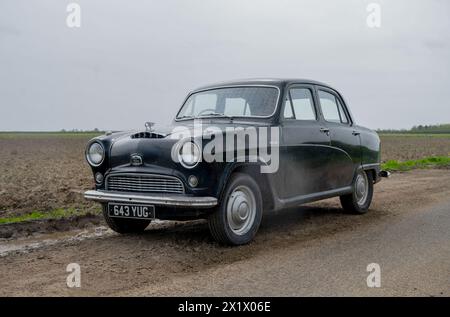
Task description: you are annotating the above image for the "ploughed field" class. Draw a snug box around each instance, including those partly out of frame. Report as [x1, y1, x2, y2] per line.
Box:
[380, 134, 450, 161]
[0, 133, 449, 218]
[0, 133, 98, 218]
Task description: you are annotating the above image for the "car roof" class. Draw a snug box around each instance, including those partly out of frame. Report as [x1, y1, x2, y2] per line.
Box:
[192, 78, 334, 92]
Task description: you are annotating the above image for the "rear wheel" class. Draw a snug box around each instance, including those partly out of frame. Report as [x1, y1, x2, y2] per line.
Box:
[208, 173, 263, 245]
[340, 170, 374, 214]
[102, 204, 151, 233]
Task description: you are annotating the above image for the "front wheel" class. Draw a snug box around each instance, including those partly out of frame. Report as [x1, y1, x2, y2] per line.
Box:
[208, 173, 263, 245]
[102, 204, 151, 233]
[340, 170, 374, 214]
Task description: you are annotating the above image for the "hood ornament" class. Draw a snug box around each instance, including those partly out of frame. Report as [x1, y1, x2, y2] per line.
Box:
[145, 122, 155, 132]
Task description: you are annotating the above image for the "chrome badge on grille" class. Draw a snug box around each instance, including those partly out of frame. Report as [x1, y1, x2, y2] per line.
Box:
[130, 154, 143, 166]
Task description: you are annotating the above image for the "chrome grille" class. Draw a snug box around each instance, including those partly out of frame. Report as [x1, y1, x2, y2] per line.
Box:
[106, 174, 185, 194]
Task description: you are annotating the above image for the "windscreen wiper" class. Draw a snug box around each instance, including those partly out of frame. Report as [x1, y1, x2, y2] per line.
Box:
[199, 112, 233, 120]
[177, 115, 194, 119]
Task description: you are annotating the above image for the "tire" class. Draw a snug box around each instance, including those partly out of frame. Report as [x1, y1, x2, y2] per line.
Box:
[208, 172, 263, 245]
[102, 204, 151, 233]
[340, 170, 374, 214]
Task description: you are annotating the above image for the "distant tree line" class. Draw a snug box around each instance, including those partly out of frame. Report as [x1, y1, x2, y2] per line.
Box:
[60, 128, 102, 133]
[377, 124, 450, 134]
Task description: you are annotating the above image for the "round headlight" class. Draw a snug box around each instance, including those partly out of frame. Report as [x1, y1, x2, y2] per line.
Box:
[86, 142, 105, 166]
[178, 141, 201, 169]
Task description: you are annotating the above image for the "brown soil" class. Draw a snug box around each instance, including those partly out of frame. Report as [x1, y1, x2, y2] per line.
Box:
[380, 135, 450, 162]
[0, 169, 449, 296]
[0, 134, 449, 219]
[0, 214, 102, 239]
[0, 135, 97, 218]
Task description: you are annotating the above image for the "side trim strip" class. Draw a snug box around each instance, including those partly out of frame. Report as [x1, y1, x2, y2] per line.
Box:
[275, 186, 353, 210]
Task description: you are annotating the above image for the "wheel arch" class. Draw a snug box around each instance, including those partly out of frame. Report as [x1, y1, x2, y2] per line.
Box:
[361, 163, 381, 184]
[365, 169, 377, 183]
[217, 162, 276, 212]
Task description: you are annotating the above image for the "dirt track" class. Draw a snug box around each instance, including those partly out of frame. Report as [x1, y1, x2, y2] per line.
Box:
[1, 169, 449, 296]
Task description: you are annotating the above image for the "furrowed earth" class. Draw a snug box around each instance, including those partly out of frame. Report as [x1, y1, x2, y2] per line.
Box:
[1, 133, 449, 220]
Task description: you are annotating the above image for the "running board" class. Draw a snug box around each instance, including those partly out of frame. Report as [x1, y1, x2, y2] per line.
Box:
[274, 186, 353, 210]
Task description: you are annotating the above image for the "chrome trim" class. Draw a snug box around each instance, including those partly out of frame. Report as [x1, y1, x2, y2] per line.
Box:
[379, 170, 391, 178]
[84, 190, 218, 207]
[176, 141, 201, 169]
[362, 163, 381, 170]
[130, 154, 143, 166]
[145, 121, 155, 132]
[106, 173, 185, 194]
[227, 185, 256, 236]
[276, 186, 353, 210]
[85, 141, 105, 167]
[175, 85, 281, 121]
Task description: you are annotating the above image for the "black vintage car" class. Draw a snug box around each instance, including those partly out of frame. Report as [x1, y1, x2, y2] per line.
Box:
[84, 79, 385, 245]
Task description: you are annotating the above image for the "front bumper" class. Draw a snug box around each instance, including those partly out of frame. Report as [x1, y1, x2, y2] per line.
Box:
[84, 190, 218, 208]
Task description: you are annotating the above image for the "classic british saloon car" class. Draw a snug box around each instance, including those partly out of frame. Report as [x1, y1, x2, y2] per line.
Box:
[84, 79, 385, 245]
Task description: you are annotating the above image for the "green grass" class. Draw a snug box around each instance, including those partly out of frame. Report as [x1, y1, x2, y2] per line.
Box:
[382, 156, 450, 172]
[0, 207, 100, 225]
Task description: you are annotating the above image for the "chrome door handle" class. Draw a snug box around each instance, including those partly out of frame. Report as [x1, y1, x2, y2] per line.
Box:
[352, 130, 360, 136]
[320, 128, 330, 135]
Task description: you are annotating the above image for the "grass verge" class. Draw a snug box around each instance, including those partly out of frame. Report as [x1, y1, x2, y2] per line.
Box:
[0, 207, 101, 225]
[382, 156, 450, 172]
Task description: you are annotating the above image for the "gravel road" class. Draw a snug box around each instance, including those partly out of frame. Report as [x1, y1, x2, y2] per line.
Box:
[1, 169, 449, 296]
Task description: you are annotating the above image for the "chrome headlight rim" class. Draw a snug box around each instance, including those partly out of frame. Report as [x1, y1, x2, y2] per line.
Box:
[86, 141, 105, 167]
[177, 141, 201, 169]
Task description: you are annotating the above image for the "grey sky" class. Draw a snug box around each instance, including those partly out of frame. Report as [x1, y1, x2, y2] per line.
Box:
[0, 0, 449, 131]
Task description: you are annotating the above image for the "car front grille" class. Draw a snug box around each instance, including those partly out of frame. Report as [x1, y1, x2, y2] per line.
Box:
[106, 174, 185, 194]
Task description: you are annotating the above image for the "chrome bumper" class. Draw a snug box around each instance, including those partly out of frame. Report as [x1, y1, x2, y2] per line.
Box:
[84, 190, 218, 208]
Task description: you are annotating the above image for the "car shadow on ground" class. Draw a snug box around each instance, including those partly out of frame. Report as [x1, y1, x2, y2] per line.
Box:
[133, 204, 356, 247]
[102, 203, 382, 272]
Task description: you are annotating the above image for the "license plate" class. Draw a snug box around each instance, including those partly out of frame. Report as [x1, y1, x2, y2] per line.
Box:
[108, 203, 155, 220]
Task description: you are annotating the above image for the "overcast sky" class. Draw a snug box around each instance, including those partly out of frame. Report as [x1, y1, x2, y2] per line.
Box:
[0, 0, 449, 131]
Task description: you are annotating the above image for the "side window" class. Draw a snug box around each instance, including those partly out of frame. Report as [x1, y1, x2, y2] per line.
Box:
[179, 98, 193, 116]
[318, 90, 341, 123]
[283, 88, 316, 120]
[283, 97, 295, 119]
[336, 98, 349, 124]
[290, 88, 316, 120]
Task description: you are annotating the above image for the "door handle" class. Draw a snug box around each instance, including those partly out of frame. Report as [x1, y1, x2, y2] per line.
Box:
[320, 127, 330, 136]
[352, 130, 360, 136]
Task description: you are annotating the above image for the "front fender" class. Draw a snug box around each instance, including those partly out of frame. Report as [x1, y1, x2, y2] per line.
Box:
[215, 159, 278, 210]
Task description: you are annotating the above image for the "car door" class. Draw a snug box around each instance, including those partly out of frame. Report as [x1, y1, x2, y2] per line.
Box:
[316, 87, 361, 190]
[278, 85, 334, 198]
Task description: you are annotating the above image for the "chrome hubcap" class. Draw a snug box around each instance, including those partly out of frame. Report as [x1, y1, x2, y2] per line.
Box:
[355, 172, 369, 206]
[226, 185, 256, 236]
